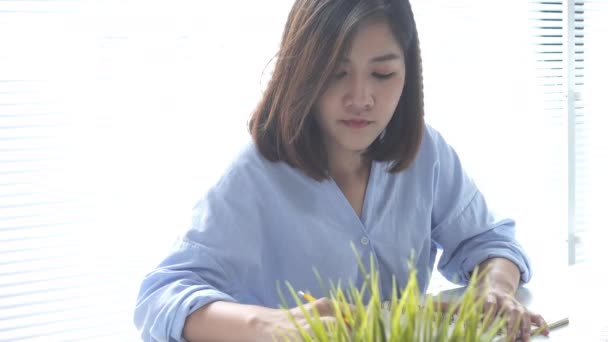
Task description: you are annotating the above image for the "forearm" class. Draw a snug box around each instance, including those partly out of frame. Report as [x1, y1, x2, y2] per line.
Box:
[183, 301, 275, 342]
[477, 257, 521, 294]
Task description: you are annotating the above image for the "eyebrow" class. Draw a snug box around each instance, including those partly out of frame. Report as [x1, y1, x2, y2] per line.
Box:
[340, 53, 402, 64]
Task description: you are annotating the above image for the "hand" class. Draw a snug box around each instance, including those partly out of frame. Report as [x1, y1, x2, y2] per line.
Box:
[253, 297, 345, 341]
[480, 287, 548, 342]
[474, 257, 550, 341]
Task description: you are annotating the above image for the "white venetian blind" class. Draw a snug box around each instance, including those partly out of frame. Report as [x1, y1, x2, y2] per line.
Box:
[528, 0, 608, 265]
[0, 2, 124, 341]
[411, 0, 607, 280]
[0, 1, 144, 340]
[527, 0, 580, 264]
[0, 1, 293, 341]
[411, 0, 567, 279]
[574, 0, 608, 264]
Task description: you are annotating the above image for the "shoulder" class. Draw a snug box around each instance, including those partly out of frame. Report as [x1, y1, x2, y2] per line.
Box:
[202, 139, 315, 205]
[187, 138, 317, 237]
[208, 140, 277, 196]
[419, 122, 455, 160]
[377, 122, 468, 199]
[222, 140, 273, 178]
[188, 140, 281, 236]
[390, 122, 454, 173]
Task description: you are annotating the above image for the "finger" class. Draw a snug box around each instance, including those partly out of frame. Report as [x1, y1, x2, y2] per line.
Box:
[529, 312, 549, 336]
[316, 298, 357, 319]
[432, 300, 460, 320]
[335, 302, 356, 318]
[272, 325, 302, 342]
[323, 299, 354, 323]
[309, 297, 334, 316]
[433, 300, 452, 313]
[316, 316, 338, 328]
[303, 316, 338, 336]
[332, 302, 354, 327]
[287, 316, 339, 341]
[519, 312, 531, 342]
[505, 304, 523, 341]
[343, 303, 357, 323]
[483, 294, 498, 322]
[291, 298, 332, 319]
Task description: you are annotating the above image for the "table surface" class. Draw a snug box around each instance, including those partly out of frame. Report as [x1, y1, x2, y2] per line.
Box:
[432, 262, 608, 341]
[523, 263, 607, 341]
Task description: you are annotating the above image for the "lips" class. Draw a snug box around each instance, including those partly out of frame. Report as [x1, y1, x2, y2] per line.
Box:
[340, 119, 371, 129]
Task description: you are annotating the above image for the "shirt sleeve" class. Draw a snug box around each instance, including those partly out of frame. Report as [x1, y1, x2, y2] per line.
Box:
[133, 165, 265, 342]
[133, 238, 237, 342]
[428, 127, 532, 286]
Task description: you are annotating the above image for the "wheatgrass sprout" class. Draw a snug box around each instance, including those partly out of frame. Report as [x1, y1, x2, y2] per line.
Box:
[276, 246, 529, 341]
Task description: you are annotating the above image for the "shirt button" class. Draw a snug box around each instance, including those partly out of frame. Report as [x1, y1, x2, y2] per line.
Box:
[360, 237, 370, 245]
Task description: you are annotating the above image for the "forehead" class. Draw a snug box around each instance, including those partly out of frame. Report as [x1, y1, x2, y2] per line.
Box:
[343, 17, 404, 61]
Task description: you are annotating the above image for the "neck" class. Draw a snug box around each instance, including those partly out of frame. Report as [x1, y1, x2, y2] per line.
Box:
[326, 146, 370, 181]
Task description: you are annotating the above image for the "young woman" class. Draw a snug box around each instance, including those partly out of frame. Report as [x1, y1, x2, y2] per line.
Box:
[134, 0, 547, 341]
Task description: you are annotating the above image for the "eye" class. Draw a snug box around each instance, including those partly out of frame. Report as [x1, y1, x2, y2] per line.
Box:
[333, 71, 347, 80]
[373, 72, 396, 80]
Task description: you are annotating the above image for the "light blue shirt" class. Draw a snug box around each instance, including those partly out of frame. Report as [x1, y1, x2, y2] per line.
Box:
[133, 124, 531, 342]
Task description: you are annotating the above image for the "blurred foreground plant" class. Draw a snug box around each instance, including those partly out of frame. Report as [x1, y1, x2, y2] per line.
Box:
[277, 247, 524, 342]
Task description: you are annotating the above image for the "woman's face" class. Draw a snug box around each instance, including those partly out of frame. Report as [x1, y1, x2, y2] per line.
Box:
[315, 18, 406, 157]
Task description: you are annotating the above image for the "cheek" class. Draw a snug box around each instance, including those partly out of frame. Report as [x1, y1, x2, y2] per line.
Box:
[316, 90, 341, 118]
[378, 79, 405, 106]
[314, 101, 332, 131]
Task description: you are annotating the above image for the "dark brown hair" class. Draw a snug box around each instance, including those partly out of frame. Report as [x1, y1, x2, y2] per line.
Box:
[248, 0, 425, 180]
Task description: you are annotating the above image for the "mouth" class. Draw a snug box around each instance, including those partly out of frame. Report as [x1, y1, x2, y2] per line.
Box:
[339, 119, 372, 129]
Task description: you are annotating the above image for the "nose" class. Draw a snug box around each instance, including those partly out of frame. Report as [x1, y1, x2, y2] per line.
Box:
[344, 76, 374, 113]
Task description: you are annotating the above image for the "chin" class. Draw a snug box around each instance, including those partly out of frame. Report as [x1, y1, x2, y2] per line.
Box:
[342, 141, 375, 153]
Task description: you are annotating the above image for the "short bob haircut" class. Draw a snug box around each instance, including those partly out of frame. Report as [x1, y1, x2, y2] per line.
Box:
[248, 0, 425, 181]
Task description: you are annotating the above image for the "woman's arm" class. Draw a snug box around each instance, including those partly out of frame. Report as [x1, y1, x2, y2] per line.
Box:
[477, 258, 548, 341]
[425, 126, 545, 341]
[427, 125, 532, 285]
[477, 257, 520, 294]
[184, 298, 338, 342]
[183, 301, 277, 342]
[134, 151, 269, 341]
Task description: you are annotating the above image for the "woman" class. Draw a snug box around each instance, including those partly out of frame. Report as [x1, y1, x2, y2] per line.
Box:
[134, 0, 547, 341]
